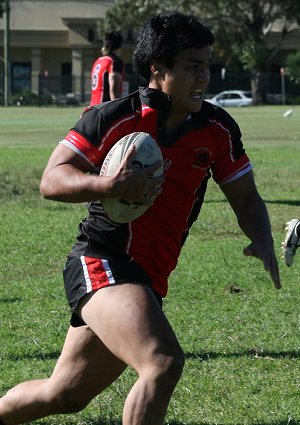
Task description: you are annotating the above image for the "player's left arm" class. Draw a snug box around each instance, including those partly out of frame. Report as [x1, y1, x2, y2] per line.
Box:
[220, 170, 281, 289]
[109, 72, 122, 100]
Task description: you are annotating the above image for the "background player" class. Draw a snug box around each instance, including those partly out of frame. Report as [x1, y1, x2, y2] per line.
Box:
[90, 30, 124, 106]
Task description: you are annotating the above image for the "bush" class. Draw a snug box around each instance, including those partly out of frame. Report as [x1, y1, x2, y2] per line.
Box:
[11, 90, 56, 106]
[40, 91, 55, 105]
[291, 95, 300, 105]
[11, 90, 38, 105]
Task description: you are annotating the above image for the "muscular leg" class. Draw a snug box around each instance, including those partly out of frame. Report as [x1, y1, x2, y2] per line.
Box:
[0, 325, 126, 425]
[79, 283, 185, 425]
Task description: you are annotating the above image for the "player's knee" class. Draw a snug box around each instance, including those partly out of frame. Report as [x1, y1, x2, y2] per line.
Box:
[150, 349, 185, 389]
[163, 351, 185, 384]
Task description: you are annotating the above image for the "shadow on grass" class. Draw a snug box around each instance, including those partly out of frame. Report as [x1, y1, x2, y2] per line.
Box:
[264, 199, 300, 207]
[205, 198, 300, 207]
[0, 297, 22, 303]
[124, 419, 294, 425]
[166, 422, 299, 425]
[36, 419, 299, 425]
[6, 348, 299, 363]
[185, 349, 300, 361]
[6, 351, 61, 362]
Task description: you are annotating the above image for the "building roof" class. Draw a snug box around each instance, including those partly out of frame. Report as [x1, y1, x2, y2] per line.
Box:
[0, 0, 113, 31]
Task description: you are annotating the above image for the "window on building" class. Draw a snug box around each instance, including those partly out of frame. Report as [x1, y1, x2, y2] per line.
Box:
[61, 62, 72, 93]
[11, 63, 31, 93]
[88, 29, 95, 42]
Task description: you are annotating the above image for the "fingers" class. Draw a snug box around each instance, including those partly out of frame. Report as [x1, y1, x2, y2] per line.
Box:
[243, 243, 281, 289]
[114, 147, 164, 203]
[131, 159, 164, 203]
[141, 177, 164, 205]
[143, 194, 157, 206]
[122, 148, 163, 177]
[145, 160, 164, 177]
[121, 150, 164, 182]
[124, 144, 136, 160]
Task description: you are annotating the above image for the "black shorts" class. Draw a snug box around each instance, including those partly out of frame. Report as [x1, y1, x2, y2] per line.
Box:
[63, 255, 162, 327]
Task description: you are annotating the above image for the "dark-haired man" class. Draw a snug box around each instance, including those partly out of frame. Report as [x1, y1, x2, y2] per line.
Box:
[90, 31, 124, 106]
[0, 12, 280, 425]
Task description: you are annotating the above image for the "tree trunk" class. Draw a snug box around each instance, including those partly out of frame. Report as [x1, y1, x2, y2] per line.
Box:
[251, 70, 267, 105]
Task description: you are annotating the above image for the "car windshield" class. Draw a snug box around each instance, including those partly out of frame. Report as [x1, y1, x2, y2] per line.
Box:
[244, 91, 252, 98]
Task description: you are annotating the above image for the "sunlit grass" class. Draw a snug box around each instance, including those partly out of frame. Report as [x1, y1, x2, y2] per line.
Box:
[0, 105, 300, 425]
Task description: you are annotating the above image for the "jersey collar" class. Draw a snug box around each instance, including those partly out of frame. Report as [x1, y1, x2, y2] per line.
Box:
[139, 87, 172, 117]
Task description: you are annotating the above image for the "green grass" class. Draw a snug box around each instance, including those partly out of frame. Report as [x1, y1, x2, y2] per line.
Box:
[0, 105, 300, 425]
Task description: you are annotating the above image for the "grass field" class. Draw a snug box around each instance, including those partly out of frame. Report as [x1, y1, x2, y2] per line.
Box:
[0, 105, 300, 425]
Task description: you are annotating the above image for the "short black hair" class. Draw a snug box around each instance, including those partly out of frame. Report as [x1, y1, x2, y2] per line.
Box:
[103, 31, 123, 52]
[133, 11, 214, 82]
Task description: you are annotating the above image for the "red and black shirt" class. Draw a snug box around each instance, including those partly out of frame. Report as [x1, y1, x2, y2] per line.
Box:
[90, 53, 124, 106]
[61, 87, 252, 297]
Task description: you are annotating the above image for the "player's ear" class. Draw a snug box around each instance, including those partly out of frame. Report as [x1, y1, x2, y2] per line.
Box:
[150, 62, 165, 79]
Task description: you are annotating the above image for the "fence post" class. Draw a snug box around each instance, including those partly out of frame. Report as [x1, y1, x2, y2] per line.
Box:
[280, 67, 286, 105]
[4, 0, 11, 106]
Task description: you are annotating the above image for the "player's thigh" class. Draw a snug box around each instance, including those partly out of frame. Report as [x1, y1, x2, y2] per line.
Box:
[78, 284, 184, 372]
[49, 325, 126, 400]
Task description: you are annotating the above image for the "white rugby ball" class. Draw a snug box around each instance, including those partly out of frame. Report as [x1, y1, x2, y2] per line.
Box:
[100, 132, 163, 223]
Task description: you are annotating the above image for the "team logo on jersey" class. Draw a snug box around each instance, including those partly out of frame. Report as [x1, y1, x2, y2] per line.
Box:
[193, 147, 212, 169]
[163, 159, 172, 171]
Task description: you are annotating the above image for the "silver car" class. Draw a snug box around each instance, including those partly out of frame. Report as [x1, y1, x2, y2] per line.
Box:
[206, 90, 253, 107]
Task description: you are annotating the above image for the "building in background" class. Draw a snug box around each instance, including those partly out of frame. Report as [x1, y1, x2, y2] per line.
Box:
[0, 0, 136, 104]
[0, 0, 299, 105]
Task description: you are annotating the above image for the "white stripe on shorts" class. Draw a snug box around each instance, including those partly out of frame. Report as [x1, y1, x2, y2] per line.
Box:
[101, 258, 116, 285]
[80, 255, 92, 293]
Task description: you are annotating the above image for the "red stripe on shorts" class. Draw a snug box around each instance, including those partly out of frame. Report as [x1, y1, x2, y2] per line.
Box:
[80, 256, 116, 292]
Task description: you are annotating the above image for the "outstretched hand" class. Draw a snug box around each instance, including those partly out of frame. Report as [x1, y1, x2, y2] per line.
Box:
[243, 242, 281, 289]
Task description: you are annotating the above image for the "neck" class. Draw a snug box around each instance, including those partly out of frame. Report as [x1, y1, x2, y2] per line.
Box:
[164, 114, 188, 137]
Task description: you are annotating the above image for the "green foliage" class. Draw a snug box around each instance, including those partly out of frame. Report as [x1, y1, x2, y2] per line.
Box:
[0, 106, 300, 424]
[11, 90, 39, 106]
[200, 0, 299, 73]
[97, 0, 196, 33]
[236, 42, 267, 72]
[100, 0, 300, 104]
[285, 51, 300, 86]
[100, 0, 299, 67]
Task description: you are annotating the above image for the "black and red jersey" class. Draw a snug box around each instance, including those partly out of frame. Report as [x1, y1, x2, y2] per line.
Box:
[61, 87, 252, 297]
[90, 53, 124, 106]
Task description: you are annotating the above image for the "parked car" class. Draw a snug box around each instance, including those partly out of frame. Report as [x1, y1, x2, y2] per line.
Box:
[206, 90, 253, 107]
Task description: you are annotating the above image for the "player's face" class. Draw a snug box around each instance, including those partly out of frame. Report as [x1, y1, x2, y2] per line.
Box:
[156, 46, 211, 115]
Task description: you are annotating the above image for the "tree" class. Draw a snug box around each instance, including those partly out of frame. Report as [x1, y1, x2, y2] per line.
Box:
[97, 0, 193, 34]
[201, 0, 300, 104]
[285, 51, 300, 86]
[0, 1, 4, 18]
[100, 0, 300, 104]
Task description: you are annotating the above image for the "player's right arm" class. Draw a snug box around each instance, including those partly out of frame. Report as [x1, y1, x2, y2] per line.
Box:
[40, 143, 162, 204]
